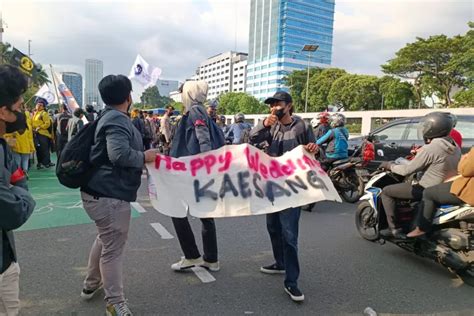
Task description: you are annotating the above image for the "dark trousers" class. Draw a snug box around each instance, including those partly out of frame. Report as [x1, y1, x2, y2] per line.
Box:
[417, 181, 463, 232]
[267, 207, 301, 288]
[143, 138, 152, 151]
[381, 182, 424, 230]
[56, 135, 68, 159]
[171, 217, 218, 263]
[35, 134, 51, 166]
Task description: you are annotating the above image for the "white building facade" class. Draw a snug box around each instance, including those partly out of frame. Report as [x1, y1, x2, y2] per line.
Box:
[198, 51, 248, 99]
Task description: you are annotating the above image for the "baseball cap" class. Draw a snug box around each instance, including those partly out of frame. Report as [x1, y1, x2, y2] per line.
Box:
[264, 91, 293, 105]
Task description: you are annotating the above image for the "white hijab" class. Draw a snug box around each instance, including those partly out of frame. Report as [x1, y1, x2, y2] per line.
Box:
[181, 80, 208, 113]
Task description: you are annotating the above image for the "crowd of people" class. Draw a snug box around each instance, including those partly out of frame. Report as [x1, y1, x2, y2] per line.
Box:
[0, 63, 472, 316]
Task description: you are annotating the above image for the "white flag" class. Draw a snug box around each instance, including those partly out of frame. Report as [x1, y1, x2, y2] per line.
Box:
[128, 54, 162, 88]
[35, 84, 59, 105]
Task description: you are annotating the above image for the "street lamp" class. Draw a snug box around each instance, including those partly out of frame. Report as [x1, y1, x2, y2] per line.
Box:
[301, 44, 318, 113]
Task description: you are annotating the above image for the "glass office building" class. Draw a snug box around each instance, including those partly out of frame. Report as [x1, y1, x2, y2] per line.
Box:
[246, 0, 335, 100]
[62, 72, 83, 107]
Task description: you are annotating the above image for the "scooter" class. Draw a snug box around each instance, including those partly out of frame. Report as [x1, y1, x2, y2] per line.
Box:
[355, 159, 474, 286]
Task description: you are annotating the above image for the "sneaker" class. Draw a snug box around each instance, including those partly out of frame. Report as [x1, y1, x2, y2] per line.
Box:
[171, 257, 204, 271]
[260, 263, 285, 274]
[46, 162, 55, 168]
[80, 284, 103, 300]
[37, 164, 44, 170]
[284, 286, 305, 302]
[200, 260, 220, 272]
[106, 302, 133, 316]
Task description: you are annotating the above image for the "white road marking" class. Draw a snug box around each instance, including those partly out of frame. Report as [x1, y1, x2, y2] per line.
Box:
[191, 267, 216, 283]
[150, 222, 174, 239]
[131, 202, 147, 213]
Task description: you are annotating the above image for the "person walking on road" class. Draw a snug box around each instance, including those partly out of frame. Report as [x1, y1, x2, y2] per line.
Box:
[249, 91, 317, 302]
[32, 97, 54, 169]
[80, 74, 157, 316]
[0, 64, 36, 316]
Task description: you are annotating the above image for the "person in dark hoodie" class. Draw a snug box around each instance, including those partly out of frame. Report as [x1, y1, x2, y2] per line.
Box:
[0, 65, 36, 316]
[169, 80, 225, 272]
[379, 112, 461, 239]
[249, 91, 317, 303]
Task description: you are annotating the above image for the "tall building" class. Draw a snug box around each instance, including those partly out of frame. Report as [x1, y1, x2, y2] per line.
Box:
[156, 79, 180, 98]
[85, 59, 103, 108]
[246, 0, 335, 99]
[198, 51, 248, 99]
[62, 72, 83, 107]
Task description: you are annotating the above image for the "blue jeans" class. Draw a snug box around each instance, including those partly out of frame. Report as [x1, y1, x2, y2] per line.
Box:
[266, 207, 301, 288]
[12, 152, 30, 172]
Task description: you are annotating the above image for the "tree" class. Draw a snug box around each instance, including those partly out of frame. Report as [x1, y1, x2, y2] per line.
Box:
[328, 74, 382, 111]
[140, 86, 172, 108]
[378, 76, 414, 109]
[32, 63, 51, 86]
[283, 68, 322, 112]
[453, 86, 474, 107]
[306, 68, 347, 112]
[382, 32, 468, 107]
[0, 42, 12, 64]
[218, 92, 267, 115]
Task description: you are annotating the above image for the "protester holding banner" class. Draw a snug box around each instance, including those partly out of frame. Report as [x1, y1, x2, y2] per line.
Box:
[169, 80, 225, 272]
[249, 91, 317, 302]
[79, 74, 157, 316]
[32, 97, 54, 169]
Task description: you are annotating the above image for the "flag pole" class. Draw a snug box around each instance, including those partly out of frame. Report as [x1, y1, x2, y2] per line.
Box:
[49, 64, 63, 111]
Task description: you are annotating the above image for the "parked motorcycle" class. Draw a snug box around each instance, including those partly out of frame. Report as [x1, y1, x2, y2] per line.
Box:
[355, 160, 474, 286]
[327, 157, 369, 203]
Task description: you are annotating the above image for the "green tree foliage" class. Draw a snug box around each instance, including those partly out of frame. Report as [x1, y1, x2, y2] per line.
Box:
[140, 86, 172, 108]
[453, 86, 474, 107]
[283, 68, 321, 112]
[306, 68, 346, 112]
[218, 92, 267, 115]
[328, 74, 381, 111]
[382, 24, 473, 107]
[378, 76, 415, 109]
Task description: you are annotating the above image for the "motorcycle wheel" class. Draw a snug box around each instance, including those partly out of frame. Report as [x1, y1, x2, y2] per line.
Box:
[340, 172, 364, 203]
[356, 201, 379, 241]
[458, 265, 474, 287]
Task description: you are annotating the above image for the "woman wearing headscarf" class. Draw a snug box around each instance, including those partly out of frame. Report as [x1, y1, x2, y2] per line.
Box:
[169, 81, 225, 272]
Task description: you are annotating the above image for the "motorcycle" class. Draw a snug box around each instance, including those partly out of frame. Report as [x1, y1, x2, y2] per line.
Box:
[355, 159, 474, 286]
[327, 156, 369, 203]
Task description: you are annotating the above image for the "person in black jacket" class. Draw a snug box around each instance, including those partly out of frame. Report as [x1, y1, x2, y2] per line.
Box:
[249, 91, 317, 303]
[0, 65, 36, 316]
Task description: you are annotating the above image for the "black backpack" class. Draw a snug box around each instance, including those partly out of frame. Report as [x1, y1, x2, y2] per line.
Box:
[57, 113, 71, 137]
[56, 113, 102, 189]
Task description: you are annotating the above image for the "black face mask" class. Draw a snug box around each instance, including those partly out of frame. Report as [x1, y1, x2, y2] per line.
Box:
[5, 111, 27, 133]
[275, 107, 286, 120]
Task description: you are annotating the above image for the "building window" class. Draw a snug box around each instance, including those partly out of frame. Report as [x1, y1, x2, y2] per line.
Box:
[240, 66, 244, 69]
[239, 81, 243, 84]
[240, 74, 243, 76]
[226, 70, 229, 73]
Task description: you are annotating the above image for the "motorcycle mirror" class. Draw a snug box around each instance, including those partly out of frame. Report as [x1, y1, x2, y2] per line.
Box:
[377, 149, 384, 157]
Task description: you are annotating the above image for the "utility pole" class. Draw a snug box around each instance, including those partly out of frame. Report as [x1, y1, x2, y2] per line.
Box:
[0, 11, 6, 44]
[28, 39, 32, 57]
[302, 44, 319, 113]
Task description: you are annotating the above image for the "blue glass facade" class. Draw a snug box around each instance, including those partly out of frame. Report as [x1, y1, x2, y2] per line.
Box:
[246, 0, 335, 99]
[62, 72, 83, 107]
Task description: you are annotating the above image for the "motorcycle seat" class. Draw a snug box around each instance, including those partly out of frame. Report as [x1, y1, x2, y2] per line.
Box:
[332, 158, 350, 166]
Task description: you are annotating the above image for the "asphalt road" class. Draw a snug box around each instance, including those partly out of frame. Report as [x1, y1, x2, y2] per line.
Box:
[15, 182, 474, 316]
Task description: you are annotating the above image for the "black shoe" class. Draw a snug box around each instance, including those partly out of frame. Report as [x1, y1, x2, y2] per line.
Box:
[380, 228, 406, 239]
[284, 286, 305, 302]
[46, 163, 55, 168]
[37, 164, 44, 170]
[260, 263, 285, 274]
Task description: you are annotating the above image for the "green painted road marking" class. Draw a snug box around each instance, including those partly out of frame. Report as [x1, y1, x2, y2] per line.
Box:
[19, 163, 140, 231]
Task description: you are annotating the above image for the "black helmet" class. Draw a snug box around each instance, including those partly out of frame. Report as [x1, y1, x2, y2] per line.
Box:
[419, 112, 453, 140]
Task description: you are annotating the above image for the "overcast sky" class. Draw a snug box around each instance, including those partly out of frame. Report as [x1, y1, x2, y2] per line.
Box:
[2, 0, 473, 92]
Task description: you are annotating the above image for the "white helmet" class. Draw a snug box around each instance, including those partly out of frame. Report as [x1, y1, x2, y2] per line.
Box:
[330, 113, 346, 128]
[311, 118, 319, 128]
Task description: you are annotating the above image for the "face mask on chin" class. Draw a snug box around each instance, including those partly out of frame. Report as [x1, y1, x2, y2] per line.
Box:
[5, 111, 27, 133]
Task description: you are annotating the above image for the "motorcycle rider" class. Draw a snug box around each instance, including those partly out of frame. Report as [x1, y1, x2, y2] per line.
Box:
[407, 147, 474, 237]
[315, 113, 349, 171]
[311, 112, 331, 140]
[225, 113, 252, 144]
[379, 112, 461, 238]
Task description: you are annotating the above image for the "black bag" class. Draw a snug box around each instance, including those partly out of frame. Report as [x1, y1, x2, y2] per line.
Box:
[56, 115, 102, 188]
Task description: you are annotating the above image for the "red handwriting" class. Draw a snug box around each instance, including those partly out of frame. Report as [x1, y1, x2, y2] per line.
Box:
[155, 152, 233, 177]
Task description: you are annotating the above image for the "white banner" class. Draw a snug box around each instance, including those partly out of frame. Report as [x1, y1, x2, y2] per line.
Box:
[128, 54, 162, 88]
[35, 84, 59, 104]
[147, 144, 342, 218]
